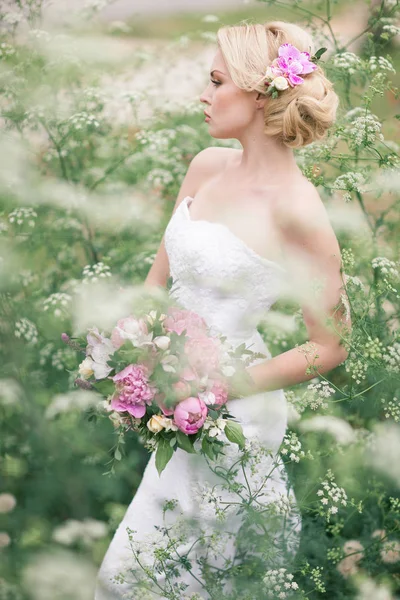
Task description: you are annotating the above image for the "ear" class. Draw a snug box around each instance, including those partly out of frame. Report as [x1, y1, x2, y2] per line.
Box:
[255, 92, 268, 109]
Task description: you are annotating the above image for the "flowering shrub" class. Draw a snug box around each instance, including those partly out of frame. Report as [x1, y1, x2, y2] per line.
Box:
[0, 0, 400, 598]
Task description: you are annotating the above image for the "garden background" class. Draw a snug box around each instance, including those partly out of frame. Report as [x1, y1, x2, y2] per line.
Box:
[0, 0, 400, 598]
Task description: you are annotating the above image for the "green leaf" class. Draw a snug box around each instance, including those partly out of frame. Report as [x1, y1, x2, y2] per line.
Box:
[312, 47, 327, 62]
[114, 448, 122, 461]
[201, 437, 215, 460]
[93, 378, 115, 396]
[207, 408, 219, 420]
[176, 430, 197, 454]
[155, 437, 174, 476]
[224, 421, 246, 450]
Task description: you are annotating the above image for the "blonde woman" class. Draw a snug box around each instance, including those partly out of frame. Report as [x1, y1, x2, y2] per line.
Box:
[96, 20, 349, 599]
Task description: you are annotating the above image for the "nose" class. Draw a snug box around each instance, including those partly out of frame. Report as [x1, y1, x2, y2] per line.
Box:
[199, 82, 211, 105]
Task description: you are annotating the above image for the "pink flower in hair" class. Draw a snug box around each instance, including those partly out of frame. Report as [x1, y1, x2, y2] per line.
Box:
[269, 43, 317, 87]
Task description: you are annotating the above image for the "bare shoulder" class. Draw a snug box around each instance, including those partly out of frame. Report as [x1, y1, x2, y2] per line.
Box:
[170, 146, 239, 212]
[273, 178, 341, 262]
[189, 146, 240, 183]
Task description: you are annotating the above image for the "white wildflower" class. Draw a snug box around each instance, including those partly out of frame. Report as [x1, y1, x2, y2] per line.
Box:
[8, 207, 37, 227]
[280, 431, 305, 463]
[317, 469, 347, 520]
[263, 568, 300, 598]
[14, 318, 38, 345]
[82, 262, 112, 284]
[333, 52, 363, 74]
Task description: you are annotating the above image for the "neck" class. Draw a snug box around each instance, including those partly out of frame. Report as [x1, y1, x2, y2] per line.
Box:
[235, 120, 301, 185]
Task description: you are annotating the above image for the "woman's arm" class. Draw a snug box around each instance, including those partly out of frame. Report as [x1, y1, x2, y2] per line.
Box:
[238, 182, 351, 397]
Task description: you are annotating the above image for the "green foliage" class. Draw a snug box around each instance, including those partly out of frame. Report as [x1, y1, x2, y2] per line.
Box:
[0, 0, 400, 598]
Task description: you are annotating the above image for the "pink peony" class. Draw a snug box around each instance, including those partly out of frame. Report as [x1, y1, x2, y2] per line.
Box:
[173, 396, 208, 435]
[163, 307, 209, 338]
[111, 316, 152, 349]
[207, 377, 229, 407]
[184, 336, 221, 377]
[111, 364, 157, 418]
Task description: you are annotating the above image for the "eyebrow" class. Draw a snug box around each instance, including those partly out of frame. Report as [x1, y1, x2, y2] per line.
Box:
[210, 69, 226, 77]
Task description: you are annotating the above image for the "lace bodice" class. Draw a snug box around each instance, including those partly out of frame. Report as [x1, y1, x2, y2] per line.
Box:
[164, 196, 287, 345]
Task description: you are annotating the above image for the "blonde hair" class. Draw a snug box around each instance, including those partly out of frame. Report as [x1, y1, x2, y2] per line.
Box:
[216, 21, 339, 148]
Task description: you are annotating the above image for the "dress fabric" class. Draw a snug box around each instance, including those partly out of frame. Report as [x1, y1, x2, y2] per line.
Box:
[95, 196, 302, 599]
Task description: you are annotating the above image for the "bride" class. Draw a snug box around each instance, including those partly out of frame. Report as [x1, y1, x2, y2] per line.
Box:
[95, 20, 349, 599]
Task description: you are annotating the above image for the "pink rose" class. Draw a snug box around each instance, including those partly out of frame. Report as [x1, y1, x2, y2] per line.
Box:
[173, 396, 208, 435]
[111, 364, 157, 418]
[111, 316, 152, 349]
[184, 336, 221, 377]
[163, 307, 209, 338]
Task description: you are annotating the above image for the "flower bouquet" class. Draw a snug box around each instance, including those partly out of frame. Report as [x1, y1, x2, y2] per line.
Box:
[62, 305, 265, 475]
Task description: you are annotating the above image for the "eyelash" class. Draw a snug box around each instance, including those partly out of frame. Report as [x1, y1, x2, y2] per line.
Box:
[210, 79, 221, 87]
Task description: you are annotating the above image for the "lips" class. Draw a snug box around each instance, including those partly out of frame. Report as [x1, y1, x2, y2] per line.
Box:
[204, 111, 211, 118]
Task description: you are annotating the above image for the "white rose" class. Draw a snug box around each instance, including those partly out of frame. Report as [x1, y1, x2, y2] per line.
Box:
[265, 66, 275, 79]
[153, 335, 171, 351]
[78, 357, 94, 379]
[273, 76, 289, 91]
[147, 414, 166, 433]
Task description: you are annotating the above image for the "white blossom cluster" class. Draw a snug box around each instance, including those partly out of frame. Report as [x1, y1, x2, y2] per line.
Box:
[343, 273, 365, 290]
[382, 342, 400, 373]
[50, 347, 76, 371]
[280, 431, 305, 463]
[134, 128, 177, 155]
[372, 257, 400, 298]
[345, 353, 368, 384]
[381, 18, 400, 38]
[45, 390, 102, 419]
[52, 517, 107, 547]
[67, 111, 100, 132]
[51, 216, 83, 231]
[381, 397, 400, 422]
[2, 12, 23, 26]
[146, 168, 175, 189]
[317, 470, 347, 520]
[371, 256, 399, 278]
[268, 492, 294, 516]
[195, 481, 227, 522]
[28, 29, 52, 42]
[19, 270, 37, 287]
[82, 262, 111, 283]
[76, 87, 106, 113]
[43, 292, 72, 318]
[333, 52, 363, 74]
[305, 380, 335, 410]
[39, 342, 76, 371]
[202, 416, 226, 438]
[263, 568, 299, 598]
[369, 56, 396, 74]
[331, 172, 366, 202]
[8, 207, 37, 227]
[14, 318, 38, 345]
[348, 112, 384, 148]
[0, 42, 16, 59]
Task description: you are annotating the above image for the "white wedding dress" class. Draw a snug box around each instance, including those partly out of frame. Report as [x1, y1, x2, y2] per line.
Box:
[95, 195, 301, 599]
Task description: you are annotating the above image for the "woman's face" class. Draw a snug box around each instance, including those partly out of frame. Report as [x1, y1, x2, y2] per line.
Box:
[200, 48, 259, 140]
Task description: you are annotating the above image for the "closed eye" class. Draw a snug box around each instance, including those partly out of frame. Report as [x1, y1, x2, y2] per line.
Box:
[210, 79, 221, 87]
